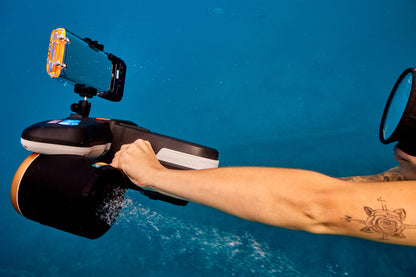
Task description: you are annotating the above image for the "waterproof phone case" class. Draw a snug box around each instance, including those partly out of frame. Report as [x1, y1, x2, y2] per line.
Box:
[46, 28, 126, 101]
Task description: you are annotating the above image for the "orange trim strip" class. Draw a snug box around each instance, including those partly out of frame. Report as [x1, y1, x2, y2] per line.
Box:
[46, 28, 67, 78]
[10, 153, 39, 215]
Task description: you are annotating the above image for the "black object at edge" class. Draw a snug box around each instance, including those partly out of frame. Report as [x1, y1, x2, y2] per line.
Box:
[379, 68, 416, 144]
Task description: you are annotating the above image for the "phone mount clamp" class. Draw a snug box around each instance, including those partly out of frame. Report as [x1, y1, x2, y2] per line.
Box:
[71, 84, 97, 117]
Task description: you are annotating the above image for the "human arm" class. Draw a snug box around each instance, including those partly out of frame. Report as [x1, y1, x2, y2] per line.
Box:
[111, 139, 416, 246]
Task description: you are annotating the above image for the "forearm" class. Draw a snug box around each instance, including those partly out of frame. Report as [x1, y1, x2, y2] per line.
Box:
[146, 166, 347, 233]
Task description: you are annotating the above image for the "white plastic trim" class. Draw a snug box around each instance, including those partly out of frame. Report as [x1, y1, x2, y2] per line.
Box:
[20, 138, 110, 158]
[156, 148, 219, 169]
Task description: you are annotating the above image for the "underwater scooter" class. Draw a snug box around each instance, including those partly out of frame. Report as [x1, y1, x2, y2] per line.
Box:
[11, 28, 219, 239]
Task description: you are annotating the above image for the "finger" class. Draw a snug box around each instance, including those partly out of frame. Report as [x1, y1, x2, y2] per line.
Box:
[110, 149, 122, 167]
[143, 140, 153, 149]
[134, 139, 153, 152]
[110, 157, 118, 167]
[111, 152, 119, 166]
[120, 144, 130, 152]
[133, 138, 148, 148]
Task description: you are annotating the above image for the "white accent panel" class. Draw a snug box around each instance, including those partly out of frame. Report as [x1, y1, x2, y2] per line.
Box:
[21, 138, 110, 158]
[156, 148, 219, 169]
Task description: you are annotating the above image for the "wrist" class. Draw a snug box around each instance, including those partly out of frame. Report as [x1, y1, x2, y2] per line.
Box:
[139, 166, 170, 190]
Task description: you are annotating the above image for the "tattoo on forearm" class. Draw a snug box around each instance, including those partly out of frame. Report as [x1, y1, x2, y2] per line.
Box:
[339, 167, 406, 183]
[342, 198, 416, 240]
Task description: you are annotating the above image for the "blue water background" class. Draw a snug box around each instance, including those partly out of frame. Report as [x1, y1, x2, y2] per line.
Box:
[1, 0, 416, 276]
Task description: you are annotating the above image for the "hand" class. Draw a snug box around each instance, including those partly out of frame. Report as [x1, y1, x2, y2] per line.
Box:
[111, 139, 166, 188]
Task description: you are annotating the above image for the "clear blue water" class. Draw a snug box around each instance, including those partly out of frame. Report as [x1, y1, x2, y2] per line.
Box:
[2, 0, 416, 276]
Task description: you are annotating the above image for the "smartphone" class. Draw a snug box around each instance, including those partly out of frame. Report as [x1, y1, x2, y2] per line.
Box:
[46, 28, 126, 101]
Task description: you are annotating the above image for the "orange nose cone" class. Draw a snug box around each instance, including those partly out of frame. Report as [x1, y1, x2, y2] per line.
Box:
[11, 153, 40, 215]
